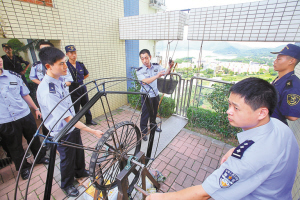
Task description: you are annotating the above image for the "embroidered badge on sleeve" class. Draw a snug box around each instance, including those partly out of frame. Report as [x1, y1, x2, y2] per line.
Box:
[287, 94, 300, 106]
[219, 169, 239, 188]
[232, 140, 254, 159]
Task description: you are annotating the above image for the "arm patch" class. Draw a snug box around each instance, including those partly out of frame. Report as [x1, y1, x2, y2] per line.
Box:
[231, 140, 254, 159]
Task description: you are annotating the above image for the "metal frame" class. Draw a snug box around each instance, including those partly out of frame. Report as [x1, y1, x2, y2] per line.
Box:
[14, 77, 162, 200]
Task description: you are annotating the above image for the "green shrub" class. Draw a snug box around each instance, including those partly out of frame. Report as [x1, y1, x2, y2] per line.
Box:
[128, 87, 141, 110]
[187, 107, 241, 137]
[187, 83, 241, 137]
[158, 95, 175, 118]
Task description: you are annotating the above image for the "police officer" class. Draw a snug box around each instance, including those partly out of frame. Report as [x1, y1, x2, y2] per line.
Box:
[146, 78, 298, 200]
[136, 49, 172, 141]
[29, 41, 73, 136]
[0, 57, 49, 180]
[37, 47, 103, 197]
[30, 41, 73, 86]
[270, 44, 300, 125]
[1, 43, 30, 87]
[65, 45, 97, 125]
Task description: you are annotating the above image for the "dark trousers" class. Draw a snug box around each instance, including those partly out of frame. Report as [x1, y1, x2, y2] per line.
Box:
[0, 113, 46, 171]
[57, 128, 85, 189]
[140, 95, 159, 135]
[70, 85, 93, 123]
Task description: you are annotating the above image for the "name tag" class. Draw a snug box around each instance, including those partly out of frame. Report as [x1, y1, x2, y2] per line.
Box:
[143, 72, 147, 74]
[10, 82, 17, 85]
[154, 69, 158, 72]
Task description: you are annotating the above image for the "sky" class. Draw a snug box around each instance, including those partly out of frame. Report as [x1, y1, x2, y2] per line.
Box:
[163, 0, 288, 48]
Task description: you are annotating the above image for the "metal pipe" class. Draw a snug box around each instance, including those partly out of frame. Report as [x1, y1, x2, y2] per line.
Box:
[134, 185, 150, 196]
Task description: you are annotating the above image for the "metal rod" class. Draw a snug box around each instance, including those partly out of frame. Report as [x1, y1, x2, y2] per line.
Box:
[44, 144, 57, 200]
[134, 185, 150, 196]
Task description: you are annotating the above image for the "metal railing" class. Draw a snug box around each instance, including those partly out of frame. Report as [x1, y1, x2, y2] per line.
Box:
[167, 74, 233, 118]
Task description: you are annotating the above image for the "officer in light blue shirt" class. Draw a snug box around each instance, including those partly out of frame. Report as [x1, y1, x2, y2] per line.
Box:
[29, 41, 73, 137]
[37, 47, 103, 197]
[0, 57, 49, 180]
[136, 49, 172, 141]
[146, 77, 298, 200]
[29, 41, 73, 85]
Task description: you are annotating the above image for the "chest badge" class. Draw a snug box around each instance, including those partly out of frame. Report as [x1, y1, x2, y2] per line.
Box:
[154, 69, 158, 72]
[287, 94, 300, 106]
[219, 169, 239, 188]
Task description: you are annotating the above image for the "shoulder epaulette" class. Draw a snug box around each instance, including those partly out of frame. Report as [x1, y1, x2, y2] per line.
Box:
[32, 61, 41, 67]
[78, 61, 83, 64]
[136, 67, 143, 71]
[231, 140, 254, 159]
[9, 70, 21, 78]
[152, 63, 159, 65]
[285, 80, 293, 89]
[49, 82, 56, 94]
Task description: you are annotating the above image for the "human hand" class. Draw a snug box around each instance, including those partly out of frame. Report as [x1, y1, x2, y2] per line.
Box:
[93, 130, 104, 138]
[220, 147, 235, 165]
[35, 110, 42, 119]
[157, 70, 165, 78]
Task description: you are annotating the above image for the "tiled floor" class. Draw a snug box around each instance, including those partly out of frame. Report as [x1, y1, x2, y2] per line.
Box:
[0, 107, 233, 200]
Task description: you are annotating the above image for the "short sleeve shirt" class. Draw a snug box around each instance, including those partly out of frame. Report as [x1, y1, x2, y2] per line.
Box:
[136, 63, 165, 97]
[1, 55, 29, 74]
[0, 69, 30, 123]
[202, 118, 298, 200]
[37, 75, 75, 136]
[271, 71, 300, 124]
[66, 61, 89, 85]
[29, 61, 74, 83]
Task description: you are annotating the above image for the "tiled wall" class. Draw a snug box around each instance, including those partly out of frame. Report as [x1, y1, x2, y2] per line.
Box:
[124, 0, 139, 90]
[0, 0, 127, 119]
[188, 0, 300, 42]
[119, 11, 187, 40]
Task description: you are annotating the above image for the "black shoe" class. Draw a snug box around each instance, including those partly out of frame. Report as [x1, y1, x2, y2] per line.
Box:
[62, 185, 79, 197]
[20, 168, 30, 180]
[142, 134, 148, 141]
[75, 169, 89, 178]
[156, 127, 162, 132]
[86, 120, 97, 125]
[36, 157, 50, 165]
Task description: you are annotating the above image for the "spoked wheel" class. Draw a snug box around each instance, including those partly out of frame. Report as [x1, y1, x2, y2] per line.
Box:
[89, 121, 142, 192]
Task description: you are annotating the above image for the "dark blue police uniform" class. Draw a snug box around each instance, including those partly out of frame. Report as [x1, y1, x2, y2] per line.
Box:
[271, 71, 300, 125]
[1, 54, 30, 87]
[67, 60, 94, 123]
